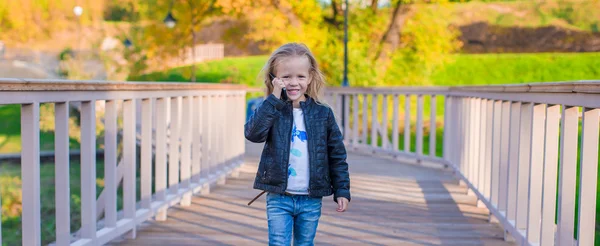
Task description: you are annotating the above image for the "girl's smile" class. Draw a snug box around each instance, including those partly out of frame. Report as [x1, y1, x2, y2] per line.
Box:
[275, 56, 311, 107]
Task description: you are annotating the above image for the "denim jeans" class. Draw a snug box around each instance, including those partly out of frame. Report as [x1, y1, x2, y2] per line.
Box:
[266, 192, 323, 246]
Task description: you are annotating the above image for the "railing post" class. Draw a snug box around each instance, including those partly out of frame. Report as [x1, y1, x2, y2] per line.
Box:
[557, 106, 579, 246]
[54, 102, 70, 246]
[477, 98, 487, 201]
[429, 95, 437, 157]
[21, 102, 41, 246]
[576, 107, 600, 246]
[490, 100, 502, 210]
[371, 94, 378, 149]
[416, 94, 423, 157]
[362, 93, 368, 145]
[155, 97, 168, 221]
[104, 100, 118, 229]
[123, 99, 137, 238]
[516, 103, 533, 231]
[498, 101, 511, 217]
[525, 103, 547, 244]
[540, 105, 561, 246]
[404, 94, 411, 153]
[80, 100, 97, 241]
[392, 94, 399, 151]
[344, 94, 351, 142]
[352, 94, 359, 147]
[506, 102, 522, 223]
[483, 99, 494, 200]
[181, 96, 193, 206]
[192, 96, 202, 182]
[442, 96, 451, 163]
[141, 98, 154, 209]
[169, 97, 181, 194]
[381, 94, 389, 149]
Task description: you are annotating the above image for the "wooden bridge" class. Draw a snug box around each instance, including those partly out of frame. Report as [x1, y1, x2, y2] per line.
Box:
[1, 79, 598, 246]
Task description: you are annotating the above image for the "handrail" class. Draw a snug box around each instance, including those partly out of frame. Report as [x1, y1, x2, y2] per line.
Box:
[325, 80, 600, 94]
[0, 78, 247, 91]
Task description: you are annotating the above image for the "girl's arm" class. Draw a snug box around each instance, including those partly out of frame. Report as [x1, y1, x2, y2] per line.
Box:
[244, 94, 285, 143]
[327, 108, 351, 203]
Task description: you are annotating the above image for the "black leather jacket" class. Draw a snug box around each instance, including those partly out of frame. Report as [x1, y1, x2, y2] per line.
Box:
[244, 94, 351, 203]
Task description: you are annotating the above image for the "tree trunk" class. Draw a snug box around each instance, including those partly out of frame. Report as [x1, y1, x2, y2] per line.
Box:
[371, 0, 378, 13]
[373, 1, 411, 62]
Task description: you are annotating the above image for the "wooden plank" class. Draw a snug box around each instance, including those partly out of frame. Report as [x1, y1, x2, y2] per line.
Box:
[371, 94, 378, 148]
[539, 105, 560, 246]
[203, 96, 211, 177]
[80, 101, 97, 240]
[104, 100, 118, 228]
[181, 96, 192, 190]
[21, 102, 41, 245]
[506, 102, 521, 222]
[556, 106, 579, 246]
[344, 94, 351, 140]
[141, 98, 153, 209]
[192, 96, 202, 182]
[404, 94, 411, 153]
[362, 94, 368, 145]
[416, 95, 424, 156]
[490, 100, 502, 208]
[392, 94, 400, 151]
[576, 108, 600, 246]
[478, 99, 487, 196]
[54, 102, 71, 246]
[516, 103, 533, 230]
[498, 101, 511, 213]
[381, 94, 389, 149]
[123, 99, 137, 237]
[471, 98, 481, 190]
[429, 95, 437, 157]
[525, 103, 547, 244]
[353, 94, 360, 146]
[442, 96, 450, 161]
[169, 97, 181, 193]
[484, 99, 494, 199]
[155, 98, 168, 221]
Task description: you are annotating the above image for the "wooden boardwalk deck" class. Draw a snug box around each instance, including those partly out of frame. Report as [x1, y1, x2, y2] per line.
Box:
[110, 142, 514, 246]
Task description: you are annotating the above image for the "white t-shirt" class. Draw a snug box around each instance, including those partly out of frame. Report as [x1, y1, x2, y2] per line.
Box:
[286, 108, 310, 194]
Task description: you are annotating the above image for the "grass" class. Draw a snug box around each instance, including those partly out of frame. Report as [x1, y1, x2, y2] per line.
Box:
[431, 52, 600, 86]
[129, 55, 269, 88]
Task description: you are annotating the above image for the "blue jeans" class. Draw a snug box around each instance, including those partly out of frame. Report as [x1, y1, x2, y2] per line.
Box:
[266, 192, 322, 246]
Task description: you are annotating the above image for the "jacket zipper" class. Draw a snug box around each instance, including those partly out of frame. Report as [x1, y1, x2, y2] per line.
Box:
[300, 102, 312, 196]
[283, 102, 293, 194]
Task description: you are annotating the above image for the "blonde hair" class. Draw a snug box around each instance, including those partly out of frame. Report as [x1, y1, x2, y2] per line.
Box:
[261, 43, 327, 104]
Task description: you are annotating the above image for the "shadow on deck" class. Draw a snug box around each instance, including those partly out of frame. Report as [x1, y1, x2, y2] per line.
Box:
[109, 141, 514, 246]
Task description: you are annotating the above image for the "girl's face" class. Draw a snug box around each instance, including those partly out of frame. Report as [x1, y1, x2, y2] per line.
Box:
[275, 56, 311, 104]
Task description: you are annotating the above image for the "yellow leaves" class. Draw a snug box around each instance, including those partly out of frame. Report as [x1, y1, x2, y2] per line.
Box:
[0, 176, 23, 219]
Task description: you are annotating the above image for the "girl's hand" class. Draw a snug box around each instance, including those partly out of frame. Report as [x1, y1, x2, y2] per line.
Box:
[271, 77, 285, 99]
[336, 197, 349, 212]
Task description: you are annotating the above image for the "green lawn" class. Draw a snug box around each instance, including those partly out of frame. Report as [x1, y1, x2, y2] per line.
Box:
[431, 52, 600, 86]
[129, 55, 269, 88]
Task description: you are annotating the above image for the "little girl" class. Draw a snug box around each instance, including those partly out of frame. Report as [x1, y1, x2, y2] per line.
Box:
[244, 43, 351, 245]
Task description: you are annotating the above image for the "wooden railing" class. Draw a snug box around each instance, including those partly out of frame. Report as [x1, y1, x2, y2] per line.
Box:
[326, 81, 600, 246]
[0, 79, 247, 246]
